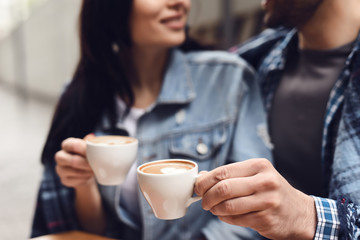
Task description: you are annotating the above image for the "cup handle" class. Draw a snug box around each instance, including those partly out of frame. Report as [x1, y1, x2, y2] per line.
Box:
[186, 173, 202, 207]
[186, 196, 202, 207]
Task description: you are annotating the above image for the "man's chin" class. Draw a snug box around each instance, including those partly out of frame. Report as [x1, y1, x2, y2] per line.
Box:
[263, 14, 300, 29]
[264, 16, 284, 29]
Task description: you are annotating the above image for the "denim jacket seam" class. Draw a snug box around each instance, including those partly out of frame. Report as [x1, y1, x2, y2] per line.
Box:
[137, 118, 235, 144]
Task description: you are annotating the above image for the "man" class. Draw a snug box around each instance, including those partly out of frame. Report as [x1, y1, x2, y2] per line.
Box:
[195, 0, 360, 239]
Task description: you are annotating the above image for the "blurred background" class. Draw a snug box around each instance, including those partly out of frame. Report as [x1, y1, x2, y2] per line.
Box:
[0, 0, 263, 239]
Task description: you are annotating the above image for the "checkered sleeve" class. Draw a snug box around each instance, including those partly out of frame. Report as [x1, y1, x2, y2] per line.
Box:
[31, 162, 80, 237]
[312, 196, 340, 240]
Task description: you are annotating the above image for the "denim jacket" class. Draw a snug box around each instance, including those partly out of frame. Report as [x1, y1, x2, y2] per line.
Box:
[31, 49, 272, 240]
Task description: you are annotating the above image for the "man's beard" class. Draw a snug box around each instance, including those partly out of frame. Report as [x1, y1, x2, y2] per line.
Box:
[263, 0, 323, 28]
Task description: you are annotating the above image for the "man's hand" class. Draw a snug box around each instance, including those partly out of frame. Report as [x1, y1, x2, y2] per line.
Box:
[194, 158, 317, 240]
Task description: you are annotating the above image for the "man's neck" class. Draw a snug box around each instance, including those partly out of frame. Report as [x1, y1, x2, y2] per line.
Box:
[298, 0, 360, 50]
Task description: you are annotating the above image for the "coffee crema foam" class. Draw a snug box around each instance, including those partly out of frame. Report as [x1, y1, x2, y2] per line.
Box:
[88, 136, 136, 145]
[140, 161, 194, 175]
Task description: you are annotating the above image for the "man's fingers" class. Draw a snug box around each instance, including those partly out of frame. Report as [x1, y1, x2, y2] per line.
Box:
[218, 210, 274, 234]
[218, 213, 255, 229]
[209, 193, 273, 216]
[198, 170, 208, 175]
[195, 158, 271, 196]
[201, 176, 256, 210]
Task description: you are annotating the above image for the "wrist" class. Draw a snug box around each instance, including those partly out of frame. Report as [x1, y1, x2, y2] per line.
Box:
[303, 195, 317, 239]
[292, 193, 316, 239]
[74, 178, 96, 192]
[284, 190, 316, 240]
[74, 178, 105, 234]
[74, 177, 100, 204]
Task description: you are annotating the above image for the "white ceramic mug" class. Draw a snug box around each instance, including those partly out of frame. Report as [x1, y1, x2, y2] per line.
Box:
[137, 159, 202, 220]
[86, 135, 138, 185]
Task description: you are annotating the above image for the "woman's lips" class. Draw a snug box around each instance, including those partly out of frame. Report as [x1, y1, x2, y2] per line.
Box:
[160, 15, 186, 30]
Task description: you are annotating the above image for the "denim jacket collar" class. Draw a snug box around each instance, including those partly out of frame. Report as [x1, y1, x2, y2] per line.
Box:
[260, 29, 297, 74]
[156, 49, 196, 105]
[264, 29, 360, 74]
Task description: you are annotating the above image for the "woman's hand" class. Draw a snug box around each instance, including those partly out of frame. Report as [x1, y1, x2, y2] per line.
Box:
[194, 158, 317, 240]
[55, 134, 105, 234]
[55, 134, 95, 189]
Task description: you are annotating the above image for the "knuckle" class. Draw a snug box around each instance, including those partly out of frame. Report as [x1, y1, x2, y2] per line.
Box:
[256, 175, 280, 192]
[201, 199, 209, 210]
[262, 215, 273, 227]
[62, 138, 83, 153]
[256, 211, 273, 227]
[70, 155, 82, 168]
[223, 200, 236, 213]
[264, 175, 280, 190]
[216, 181, 232, 197]
[215, 166, 230, 181]
[72, 141, 83, 154]
[61, 138, 71, 149]
[195, 184, 204, 196]
[263, 195, 280, 209]
[54, 151, 62, 162]
[253, 158, 271, 171]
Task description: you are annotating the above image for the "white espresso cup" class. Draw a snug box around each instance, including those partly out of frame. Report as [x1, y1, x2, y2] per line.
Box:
[86, 135, 138, 185]
[137, 159, 202, 220]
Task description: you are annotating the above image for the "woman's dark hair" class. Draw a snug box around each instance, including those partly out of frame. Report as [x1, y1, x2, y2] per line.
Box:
[41, 0, 204, 164]
[41, 0, 134, 164]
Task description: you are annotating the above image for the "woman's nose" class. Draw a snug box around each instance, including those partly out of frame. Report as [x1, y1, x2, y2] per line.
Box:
[167, 0, 191, 10]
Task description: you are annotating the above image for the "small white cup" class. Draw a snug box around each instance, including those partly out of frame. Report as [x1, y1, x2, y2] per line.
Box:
[137, 159, 201, 220]
[86, 135, 138, 185]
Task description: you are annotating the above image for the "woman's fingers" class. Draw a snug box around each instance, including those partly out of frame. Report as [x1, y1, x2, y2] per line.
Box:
[84, 133, 96, 141]
[55, 164, 94, 188]
[54, 136, 96, 188]
[60, 176, 95, 188]
[56, 165, 93, 179]
[55, 150, 92, 171]
[61, 137, 87, 156]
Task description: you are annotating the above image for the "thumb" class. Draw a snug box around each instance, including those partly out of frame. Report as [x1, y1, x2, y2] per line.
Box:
[194, 170, 209, 196]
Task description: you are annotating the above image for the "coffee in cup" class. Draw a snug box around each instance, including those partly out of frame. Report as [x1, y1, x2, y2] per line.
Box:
[88, 136, 136, 145]
[86, 135, 138, 185]
[137, 159, 201, 220]
[140, 160, 194, 174]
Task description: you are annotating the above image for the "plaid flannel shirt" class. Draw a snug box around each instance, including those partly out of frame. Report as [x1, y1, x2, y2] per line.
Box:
[233, 28, 360, 239]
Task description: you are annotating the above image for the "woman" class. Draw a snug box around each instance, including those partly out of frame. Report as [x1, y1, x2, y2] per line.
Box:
[31, 0, 271, 239]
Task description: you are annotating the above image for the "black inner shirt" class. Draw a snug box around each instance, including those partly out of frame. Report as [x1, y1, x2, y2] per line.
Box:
[269, 42, 353, 197]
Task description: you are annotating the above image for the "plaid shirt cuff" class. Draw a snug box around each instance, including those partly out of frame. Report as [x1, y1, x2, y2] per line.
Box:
[312, 196, 340, 239]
